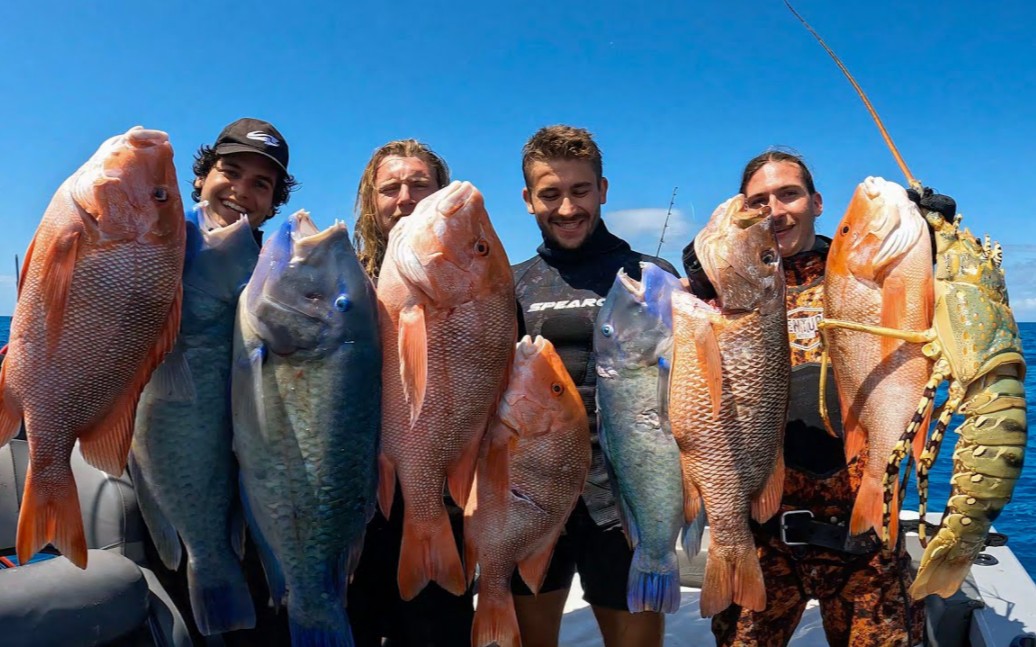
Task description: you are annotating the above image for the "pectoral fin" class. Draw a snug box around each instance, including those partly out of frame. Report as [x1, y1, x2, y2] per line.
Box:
[40, 230, 81, 354]
[398, 305, 428, 427]
[694, 322, 723, 420]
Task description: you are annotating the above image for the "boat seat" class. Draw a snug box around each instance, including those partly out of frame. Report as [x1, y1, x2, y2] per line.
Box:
[0, 435, 192, 647]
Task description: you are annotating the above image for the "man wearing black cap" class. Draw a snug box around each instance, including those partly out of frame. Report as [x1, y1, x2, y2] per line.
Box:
[191, 117, 298, 233]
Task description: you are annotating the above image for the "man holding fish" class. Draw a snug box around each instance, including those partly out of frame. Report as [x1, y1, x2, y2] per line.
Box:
[140, 117, 300, 646]
[512, 124, 678, 647]
[683, 150, 926, 646]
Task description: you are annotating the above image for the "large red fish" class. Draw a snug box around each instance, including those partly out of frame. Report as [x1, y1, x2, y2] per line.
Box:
[377, 180, 516, 599]
[464, 335, 590, 647]
[0, 127, 185, 568]
[669, 196, 788, 617]
[824, 176, 933, 544]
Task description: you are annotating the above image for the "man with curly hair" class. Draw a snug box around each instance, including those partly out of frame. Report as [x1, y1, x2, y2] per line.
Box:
[191, 117, 298, 235]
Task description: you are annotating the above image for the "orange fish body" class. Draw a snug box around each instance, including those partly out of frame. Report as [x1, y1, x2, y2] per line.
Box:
[377, 181, 516, 600]
[824, 176, 933, 543]
[464, 335, 590, 647]
[0, 127, 185, 568]
[669, 196, 788, 618]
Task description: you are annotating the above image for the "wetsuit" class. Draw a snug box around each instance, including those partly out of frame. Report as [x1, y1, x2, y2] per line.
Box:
[685, 236, 925, 647]
[510, 221, 679, 609]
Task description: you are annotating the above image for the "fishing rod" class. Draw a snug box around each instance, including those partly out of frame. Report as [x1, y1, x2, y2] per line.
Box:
[655, 186, 678, 258]
[14, 255, 19, 298]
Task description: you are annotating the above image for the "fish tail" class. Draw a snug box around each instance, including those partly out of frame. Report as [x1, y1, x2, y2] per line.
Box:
[627, 548, 681, 613]
[287, 610, 354, 647]
[16, 461, 87, 568]
[398, 512, 465, 600]
[849, 474, 891, 539]
[700, 545, 765, 617]
[471, 586, 520, 647]
[186, 555, 257, 635]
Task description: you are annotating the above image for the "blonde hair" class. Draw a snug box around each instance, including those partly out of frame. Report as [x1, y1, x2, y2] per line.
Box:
[353, 139, 450, 278]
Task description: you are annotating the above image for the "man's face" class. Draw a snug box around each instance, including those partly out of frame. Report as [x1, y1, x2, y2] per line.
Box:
[194, 152, 279, 230]
[523, 159, 608, 250]
[374, 156, 439, 236]
[743, 161, 823, 258]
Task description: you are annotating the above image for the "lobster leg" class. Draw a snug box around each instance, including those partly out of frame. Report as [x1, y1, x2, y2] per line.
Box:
[917, 375, 963, 547]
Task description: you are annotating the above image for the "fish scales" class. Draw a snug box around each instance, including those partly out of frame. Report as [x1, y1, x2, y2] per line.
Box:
[233, 211, 380, 645]
[0, 127, 185, 569]
[131, 210, 258, 634]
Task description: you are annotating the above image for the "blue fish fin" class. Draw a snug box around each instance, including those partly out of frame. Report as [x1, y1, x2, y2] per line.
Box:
[127, 452, 181, 570]
[626, 547, 681, 614]
[238, 474, 286, 608]
[681, 505, 707, 559]
[232, 343, 268, 442]
[147, 342, 196, 402]
[595, 401, 637, 550]
[289, 620, 354, 647]
[186, 553, 257, 635]
[657, 354, 672, 434]
[286, 555, 353, 647]
[229, 501, 247, 561]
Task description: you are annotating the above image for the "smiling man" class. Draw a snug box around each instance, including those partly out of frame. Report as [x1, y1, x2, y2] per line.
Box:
[192, 117, 298, 236]
[511, 125, 678, 647]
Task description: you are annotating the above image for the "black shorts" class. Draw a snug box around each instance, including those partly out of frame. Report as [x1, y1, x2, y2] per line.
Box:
[510, 498, 633, 611]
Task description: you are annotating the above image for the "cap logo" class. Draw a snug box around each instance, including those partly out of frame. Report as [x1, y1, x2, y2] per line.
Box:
[246, 131, 281, 147]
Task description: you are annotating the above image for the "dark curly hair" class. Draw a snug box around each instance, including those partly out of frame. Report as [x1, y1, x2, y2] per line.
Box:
[191, 146, 299, 219]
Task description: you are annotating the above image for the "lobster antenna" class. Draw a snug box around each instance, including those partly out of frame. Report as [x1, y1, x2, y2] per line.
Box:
[656, 186, 678, 258]
[783, 0, 921, 190]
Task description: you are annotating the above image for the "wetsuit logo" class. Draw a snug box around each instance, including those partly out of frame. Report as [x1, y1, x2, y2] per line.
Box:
[527, 298, 606, 312]
[787, 306, 823, 351]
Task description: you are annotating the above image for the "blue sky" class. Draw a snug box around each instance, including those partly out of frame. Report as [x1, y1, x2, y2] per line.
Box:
[2, 1, 1034, 319]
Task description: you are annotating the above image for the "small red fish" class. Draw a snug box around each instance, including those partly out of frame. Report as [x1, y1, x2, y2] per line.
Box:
[0, 127, 185, 568]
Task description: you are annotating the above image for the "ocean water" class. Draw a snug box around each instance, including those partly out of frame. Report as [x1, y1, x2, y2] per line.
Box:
[0, 317, 1033, 577]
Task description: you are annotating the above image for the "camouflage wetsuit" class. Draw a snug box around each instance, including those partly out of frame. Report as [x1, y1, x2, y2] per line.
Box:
[686, 236, 925, 647]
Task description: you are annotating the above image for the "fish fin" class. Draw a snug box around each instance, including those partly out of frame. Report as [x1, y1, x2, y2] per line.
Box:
[398, 304, 428, 427]
[447, 423, 485, 510]
[681, 507, 707, 559]
[0, 361, 23, 447]
[398, 511, 466, 600]
[39, 230, 81, 354]
[880, 276, 907, 361]
[596, 414, 634, 548]
[627, 547, 681, 613]
[146, 342, 196, 403]
[377, 455, 397, 521]
[700, 546, 765, 617]
[517, 533, 561, 595]
[683, 477, 702, 523]
[471, 586, 520, 647]
[842, 407, 866, 463]
[694, 322, 723, 420]
[238, 474, 286, 608]
[186, 553, 257, 635]
[751, 450, 784, 523]
[850, 475, 888, 540]
[463, 489, 479, 586]
[231, 343, 267, 450]
[229, 503, 247, 561]
[127, 453, 182, 570]
[16, 235, 35, 297]
[16, 460, 87, 569]
[80, 287, 183, 476]
[657, 354, 672, 427]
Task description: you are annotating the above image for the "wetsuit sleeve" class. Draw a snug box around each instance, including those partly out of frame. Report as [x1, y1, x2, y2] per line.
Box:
[680, 239, 717, 300]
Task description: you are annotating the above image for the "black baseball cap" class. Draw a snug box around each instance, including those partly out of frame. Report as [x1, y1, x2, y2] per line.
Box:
[213, 118, 289, 174]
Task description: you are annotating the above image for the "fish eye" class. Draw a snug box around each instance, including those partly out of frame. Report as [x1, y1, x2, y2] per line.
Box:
[760, 249, 778, 265]
[153, 187, 169, 202]
[841, 225, 850, 235]
[474, 240, 490, 256]
[601, 324, 614, 337]
[334, 295, 350, 312]
[551, 382, 564, 395]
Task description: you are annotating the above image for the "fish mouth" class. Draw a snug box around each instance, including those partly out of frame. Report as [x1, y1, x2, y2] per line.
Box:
[617, 269, 645, 302]
[289, 210, 349, 257]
